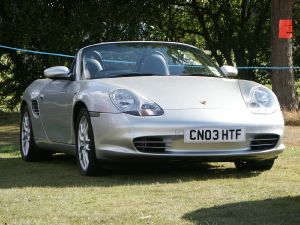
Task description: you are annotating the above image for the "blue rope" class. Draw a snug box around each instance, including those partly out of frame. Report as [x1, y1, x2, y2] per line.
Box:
[0, 44, 74, 58]
[237, 66, 300, 70]
[0, 44, 299, 70]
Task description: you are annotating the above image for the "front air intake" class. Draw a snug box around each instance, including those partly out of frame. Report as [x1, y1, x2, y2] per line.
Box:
[250, 134, 280, 150]
[133, 136, 166, 153]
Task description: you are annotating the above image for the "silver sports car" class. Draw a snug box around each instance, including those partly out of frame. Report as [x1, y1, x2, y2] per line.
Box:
[20, 41, 285, 175]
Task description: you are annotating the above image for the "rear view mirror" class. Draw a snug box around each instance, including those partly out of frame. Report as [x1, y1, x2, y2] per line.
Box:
[220, 65, 238, 77]
[44, 66, 70, 79]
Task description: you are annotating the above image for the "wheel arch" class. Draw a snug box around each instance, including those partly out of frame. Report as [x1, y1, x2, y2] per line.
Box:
[73, 101, 88, 132]
[20, 100, 28, 113]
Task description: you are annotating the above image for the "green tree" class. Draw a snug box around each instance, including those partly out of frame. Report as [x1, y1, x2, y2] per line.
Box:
[0, 0, 158, 110]
[0, 0, 298, 110]
[147, 0, 271, 81]
[293, 1, 300, 67]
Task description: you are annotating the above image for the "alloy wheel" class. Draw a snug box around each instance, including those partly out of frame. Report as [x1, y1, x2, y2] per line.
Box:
[77, 116, 91, 170]
[21, 112, 31, 156]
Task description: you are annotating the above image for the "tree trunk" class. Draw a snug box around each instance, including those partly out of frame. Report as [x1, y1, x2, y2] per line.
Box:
[270, 0, 298, 110]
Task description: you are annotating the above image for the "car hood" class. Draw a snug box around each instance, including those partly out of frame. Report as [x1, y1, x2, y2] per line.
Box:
[97, 76, 246, 110]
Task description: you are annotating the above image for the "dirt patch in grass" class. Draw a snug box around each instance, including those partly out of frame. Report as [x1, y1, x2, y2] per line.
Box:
[0, 124, 19, 141]
[0, 112, 19, 152]
[284, 126, 300, 147]
[0, 111, 19, 126]
[283, 110, 300, 126]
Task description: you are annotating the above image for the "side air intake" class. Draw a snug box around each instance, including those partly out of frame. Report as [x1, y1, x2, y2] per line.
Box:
[31, 100, 40, 116]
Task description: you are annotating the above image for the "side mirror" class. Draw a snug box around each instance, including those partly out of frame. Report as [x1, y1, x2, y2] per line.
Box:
[220, 65, 238, 77]
[44, 66, 70, 79]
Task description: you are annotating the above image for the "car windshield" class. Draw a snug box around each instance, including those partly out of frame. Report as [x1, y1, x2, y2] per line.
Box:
[81, 42, 224, 79]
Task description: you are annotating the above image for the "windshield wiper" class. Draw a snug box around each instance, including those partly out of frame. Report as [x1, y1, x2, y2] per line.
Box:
[103, 72, 163, 78]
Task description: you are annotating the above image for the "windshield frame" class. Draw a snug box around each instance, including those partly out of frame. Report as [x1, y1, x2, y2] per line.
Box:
[79, 41, 225, 80]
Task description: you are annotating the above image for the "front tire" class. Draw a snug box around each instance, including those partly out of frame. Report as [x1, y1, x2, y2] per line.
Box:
[75, 108, 99, 176]
[20, 105, 48, 161]
[234, 159, 275, 171]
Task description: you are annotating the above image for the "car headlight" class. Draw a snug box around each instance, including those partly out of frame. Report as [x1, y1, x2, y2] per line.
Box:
[239, 81, 280, 114]
[110, 89, 164, 116]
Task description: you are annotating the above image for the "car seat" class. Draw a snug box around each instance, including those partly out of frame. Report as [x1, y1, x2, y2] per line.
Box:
[83, 51, 103, 79]
[138, 51, 170, 75]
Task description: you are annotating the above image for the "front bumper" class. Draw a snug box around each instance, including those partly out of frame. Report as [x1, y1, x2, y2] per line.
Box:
[90, 108, 285, 162]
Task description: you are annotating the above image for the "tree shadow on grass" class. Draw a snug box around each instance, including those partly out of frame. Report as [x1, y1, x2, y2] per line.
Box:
[182, 196, 300, 225]
[0, 154, 261, 188]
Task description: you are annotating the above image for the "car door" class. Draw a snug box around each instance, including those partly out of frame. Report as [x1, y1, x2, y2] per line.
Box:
[38, 79, 76, 144]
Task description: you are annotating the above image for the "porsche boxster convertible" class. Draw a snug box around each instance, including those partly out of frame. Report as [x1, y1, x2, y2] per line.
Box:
[20, 41, 285, 175]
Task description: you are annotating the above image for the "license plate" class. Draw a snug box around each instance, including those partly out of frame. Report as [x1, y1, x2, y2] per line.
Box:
[184, 128, 245, 143]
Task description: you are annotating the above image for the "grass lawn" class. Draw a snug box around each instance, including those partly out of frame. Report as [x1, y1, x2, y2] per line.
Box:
[0, 113, 299, 225]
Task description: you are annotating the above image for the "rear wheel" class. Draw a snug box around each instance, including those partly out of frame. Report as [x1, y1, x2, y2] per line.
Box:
[75, 108, 100, 176]
[234, 159, 275, 171]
